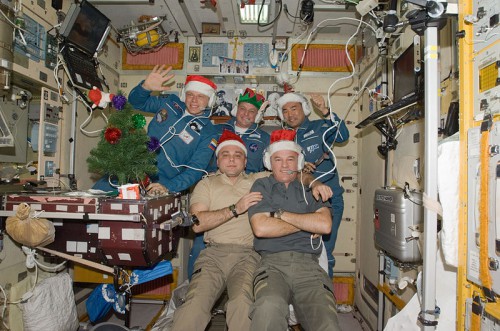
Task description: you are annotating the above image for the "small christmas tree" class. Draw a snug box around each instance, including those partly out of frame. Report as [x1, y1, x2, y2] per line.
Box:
[87, 93, 157, 186]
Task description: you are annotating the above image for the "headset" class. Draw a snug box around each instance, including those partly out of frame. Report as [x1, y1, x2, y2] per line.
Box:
[277, 92, 312, 120]
[230, 95, 267, 123]
[263, 141, 305, 171]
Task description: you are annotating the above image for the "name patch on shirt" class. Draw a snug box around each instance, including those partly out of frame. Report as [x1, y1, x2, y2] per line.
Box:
[307, 144, 320, 154]
[179, 130, 194, 144]
[303, 130, 315, 138]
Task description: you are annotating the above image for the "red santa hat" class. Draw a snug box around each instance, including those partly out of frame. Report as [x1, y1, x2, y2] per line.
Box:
[263, 129, 304, 170]
[216, 129, 247, 156]
[276, 92, 311, 120]
[181, 75, 218, 107]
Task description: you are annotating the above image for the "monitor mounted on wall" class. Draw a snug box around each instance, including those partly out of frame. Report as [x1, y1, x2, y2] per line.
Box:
[392, 35, 423, 103]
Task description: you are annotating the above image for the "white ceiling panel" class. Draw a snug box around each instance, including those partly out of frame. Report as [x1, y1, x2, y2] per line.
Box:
[89, 0, 360, 42]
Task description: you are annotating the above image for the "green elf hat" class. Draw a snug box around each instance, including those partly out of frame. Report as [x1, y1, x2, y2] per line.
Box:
[238, 88, 265, 109]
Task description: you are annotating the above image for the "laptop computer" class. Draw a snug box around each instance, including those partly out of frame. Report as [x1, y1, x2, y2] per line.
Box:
[58, 0, 111, 90]
[356, 93, 422, 129]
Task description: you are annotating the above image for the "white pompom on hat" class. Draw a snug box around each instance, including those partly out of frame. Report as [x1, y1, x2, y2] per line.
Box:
[181, 75, 218, 107]
[276, 92, 311, 120]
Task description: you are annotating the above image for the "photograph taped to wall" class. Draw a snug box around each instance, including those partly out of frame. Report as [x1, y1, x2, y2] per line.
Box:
[202, 23, 220, 35]
[218, 56, 249, 75]
[213, 89, 236, 117]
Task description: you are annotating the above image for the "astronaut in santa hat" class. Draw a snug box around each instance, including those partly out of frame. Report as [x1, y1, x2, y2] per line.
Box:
[248, 129, 341, 331]
[187, 88, 271, 279]
[126, 65, 219, 194]
[276, 92, 350, 279]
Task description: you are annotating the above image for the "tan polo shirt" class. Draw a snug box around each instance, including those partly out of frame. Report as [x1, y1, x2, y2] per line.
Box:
[190, 171, 268, 247]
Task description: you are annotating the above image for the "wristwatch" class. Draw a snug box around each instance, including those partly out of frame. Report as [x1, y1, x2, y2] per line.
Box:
[229, 204, 238, 218]
[271, 208, 284, 219]
[323, 107, 331, 117]
[191, 214, 200, 226]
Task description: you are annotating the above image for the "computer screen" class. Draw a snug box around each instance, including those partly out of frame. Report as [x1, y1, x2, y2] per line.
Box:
[392, 43, 419, 102]
[60, 0, 110, 55]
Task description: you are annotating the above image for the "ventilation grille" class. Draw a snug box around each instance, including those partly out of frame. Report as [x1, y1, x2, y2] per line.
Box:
[291, 44, 361, 72]
[122, 43, 184, 70]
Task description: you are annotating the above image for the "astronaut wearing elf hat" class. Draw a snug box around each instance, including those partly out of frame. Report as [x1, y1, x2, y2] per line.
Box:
[127, 65, 219, 194]
[276, 92, 350, 279]
[218, 88, 270, 174]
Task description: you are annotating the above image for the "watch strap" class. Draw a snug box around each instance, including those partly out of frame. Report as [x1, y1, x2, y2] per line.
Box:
[229, 204, 238, 218]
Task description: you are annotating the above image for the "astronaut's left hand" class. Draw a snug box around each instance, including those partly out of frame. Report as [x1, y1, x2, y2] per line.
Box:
[146, 183, 168, 196]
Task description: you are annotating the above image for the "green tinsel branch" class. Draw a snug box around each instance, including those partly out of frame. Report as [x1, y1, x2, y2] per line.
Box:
[87, 100, 157, 186]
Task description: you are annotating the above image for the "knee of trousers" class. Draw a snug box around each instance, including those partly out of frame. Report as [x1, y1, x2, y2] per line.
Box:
[252, 294, 289, 318]
[226, 293, 252, 314]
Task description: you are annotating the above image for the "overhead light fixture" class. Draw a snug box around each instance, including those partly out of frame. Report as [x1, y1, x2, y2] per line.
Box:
[118, 16, 172, 54]
[239, 1, 270, 24]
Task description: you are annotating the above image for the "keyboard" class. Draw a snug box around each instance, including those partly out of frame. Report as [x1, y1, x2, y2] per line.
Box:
[356, 93, 421, 129]
[62, 46, 102, 90]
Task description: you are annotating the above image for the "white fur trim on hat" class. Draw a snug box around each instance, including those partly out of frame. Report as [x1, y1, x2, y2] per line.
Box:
[263, 140, 304, 170]
[180, 76, 217, 107]
[276, 93, 311, 120]
[216, 140, 247, 156]
[185, 81, 216, 98]
[267, 140, 302, 157]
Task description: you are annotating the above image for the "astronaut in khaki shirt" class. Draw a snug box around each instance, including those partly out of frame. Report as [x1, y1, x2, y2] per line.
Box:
[171, 130, 332, 331]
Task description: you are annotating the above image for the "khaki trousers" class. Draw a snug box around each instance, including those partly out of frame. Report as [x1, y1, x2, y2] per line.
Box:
[172, 244, 259, 331]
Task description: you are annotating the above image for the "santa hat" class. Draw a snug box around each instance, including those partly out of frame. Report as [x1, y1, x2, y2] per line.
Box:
[276, 92, 311, 120]
[181, 75, 218, 107]
[263, 129, 304, 170]
[215, 129, 247, 156]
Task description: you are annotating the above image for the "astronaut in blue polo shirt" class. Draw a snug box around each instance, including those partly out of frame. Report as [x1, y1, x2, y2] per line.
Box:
[128, 65, 219, 194]
[277, 92, 349, 278]
[188, 88, 270, 279]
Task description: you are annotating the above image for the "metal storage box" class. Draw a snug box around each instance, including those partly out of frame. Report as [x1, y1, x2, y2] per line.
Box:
[4, 194, 99, 213]
[98, 194, 182, 267]
[1, 193, 182, 267]
[47, 220, 102, 262]
[373, 187, 423, 263]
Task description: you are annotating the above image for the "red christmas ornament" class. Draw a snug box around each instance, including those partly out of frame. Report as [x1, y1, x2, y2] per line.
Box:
[140, 175, 150, 187]
[104, 127, 122, 144]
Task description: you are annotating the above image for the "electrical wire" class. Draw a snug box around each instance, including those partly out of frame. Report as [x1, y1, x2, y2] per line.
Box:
[0, 282, 8, 329]
[257, 0, 282, 27]
[0, 7, 28, 34]
[154, 103, 215, 178]
[304, 17, 367, 186]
